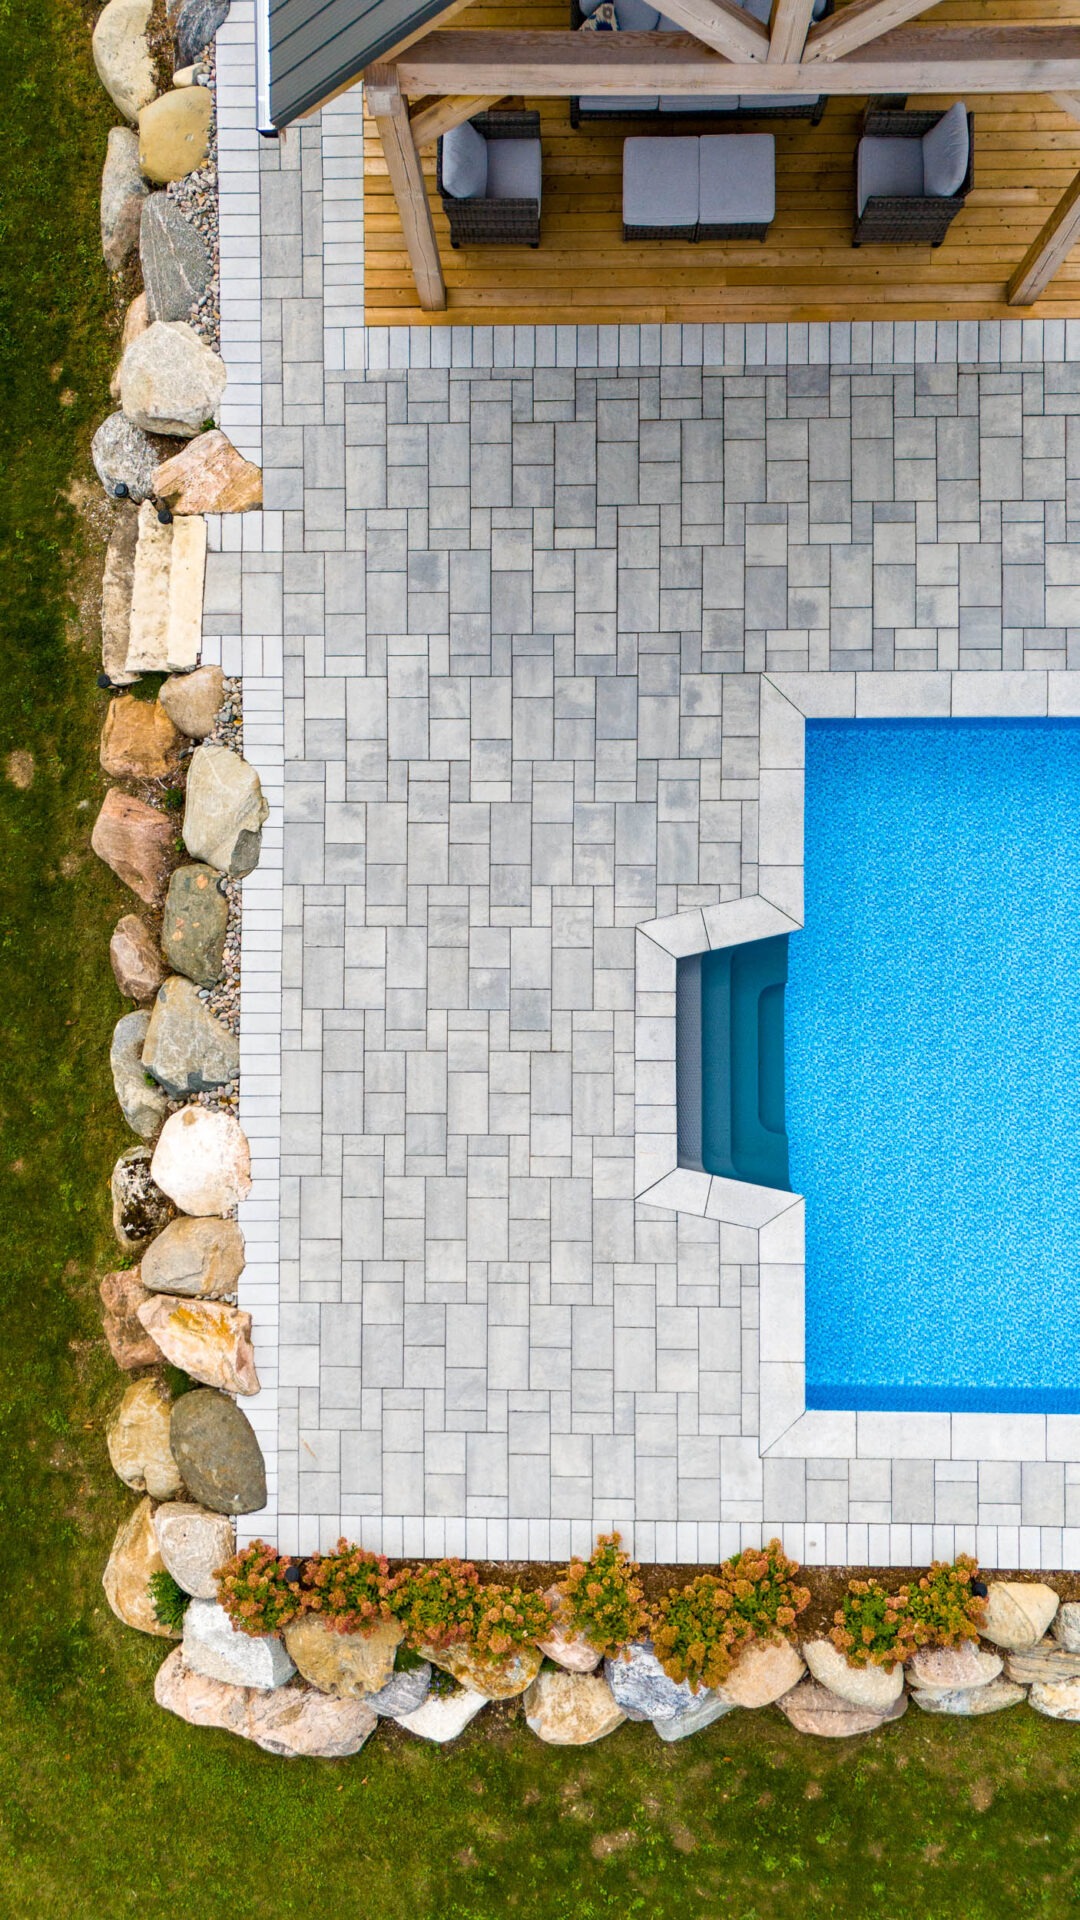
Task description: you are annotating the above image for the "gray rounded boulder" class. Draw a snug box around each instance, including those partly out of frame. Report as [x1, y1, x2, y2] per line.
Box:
[169, 1388, 267, 1514]
[92, 411, 158, 503]
[140, 194, 212, 323]
[162, 863, 229, 985]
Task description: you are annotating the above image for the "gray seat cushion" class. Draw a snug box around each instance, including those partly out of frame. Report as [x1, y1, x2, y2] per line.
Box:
[659, 94, 738, 112]
[485, 137, 542, 206]
[746, 93, 820, 109]
[857, 134, 924, 215]
[698, 133, 775, 224]
[622, 134, 699, 227]
[580, 94, 660, 111]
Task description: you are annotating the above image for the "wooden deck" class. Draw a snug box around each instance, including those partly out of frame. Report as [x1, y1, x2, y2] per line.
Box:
[362, 1, 1080, 326]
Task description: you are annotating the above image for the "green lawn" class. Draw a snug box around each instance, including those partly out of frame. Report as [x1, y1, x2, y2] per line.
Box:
[2, 4, 1080, 1916]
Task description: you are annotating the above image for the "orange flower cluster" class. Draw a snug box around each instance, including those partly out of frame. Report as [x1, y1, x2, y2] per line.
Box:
[651, 1540, 811, 1693]
[557, 1533, 648, 1659]
[830, 1557, 986, 1669]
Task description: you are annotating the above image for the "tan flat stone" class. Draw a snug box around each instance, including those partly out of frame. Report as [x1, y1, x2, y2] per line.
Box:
[100, 695, 181, 779]
[283, 1615, 403, 1697]
[138, 87, 213, 184]
[107, 1375, 182, 1500]
[136, 1294, 260, 1396]
[524, 1667, 625, 1745]
[103, 1496, 178, 1637]
[155, 1648, 378, 1756]
[126, 502, 206, 675]
[720, 1638, 805, 1709]
[92, 0, 155, 119]
[154, 430, 263, 514]
[101, 505, 140, 684]
[803, 1638, 905, 1712]
[421, 1640, 543, 1700]
[982, 1581, 1060, 1652]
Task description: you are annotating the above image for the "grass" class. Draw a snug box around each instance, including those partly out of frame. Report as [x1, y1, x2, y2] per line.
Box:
[2, 3, 1080, 1916]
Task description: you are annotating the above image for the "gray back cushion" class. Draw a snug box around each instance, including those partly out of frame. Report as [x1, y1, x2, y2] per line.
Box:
[442, 121, 488, 200]
[922, 102, 969, 198]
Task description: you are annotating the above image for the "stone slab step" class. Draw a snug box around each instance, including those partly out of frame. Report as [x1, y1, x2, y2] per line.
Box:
[126, 501, 206, 674]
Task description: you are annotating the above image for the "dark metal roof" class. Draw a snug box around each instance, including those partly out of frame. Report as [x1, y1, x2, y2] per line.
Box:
[269, 0, 452, 126]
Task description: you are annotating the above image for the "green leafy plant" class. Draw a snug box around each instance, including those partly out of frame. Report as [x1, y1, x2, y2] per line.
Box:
[216, 1541, 303, 1636]
[901, 1556, 986, 1648]
[149, 1570, 190, 1635]
[301, 1539, 394, 1634]
[829, 1578, 918, 1669]
[557, 1533, 648, 1658]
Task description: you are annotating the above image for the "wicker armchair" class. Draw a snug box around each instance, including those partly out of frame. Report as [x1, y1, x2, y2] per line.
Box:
[437, 111, 542, 248]
[853, 105, 974, 247]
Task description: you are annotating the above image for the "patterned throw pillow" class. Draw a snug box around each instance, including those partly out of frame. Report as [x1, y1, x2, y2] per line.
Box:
[580, 2, 619, 29]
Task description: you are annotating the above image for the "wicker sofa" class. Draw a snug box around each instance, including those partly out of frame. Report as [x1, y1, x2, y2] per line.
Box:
[437, 111, 543, 248]
[622, 133, 776, 242]
[570, 0, 832, 126]
[853, 103, 974, 247]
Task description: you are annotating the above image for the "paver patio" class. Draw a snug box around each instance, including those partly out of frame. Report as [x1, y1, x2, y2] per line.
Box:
[209, 7, 1080, 1566]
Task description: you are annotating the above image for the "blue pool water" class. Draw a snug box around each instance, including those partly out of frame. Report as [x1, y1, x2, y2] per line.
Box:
[786, 717, 1080, 1414]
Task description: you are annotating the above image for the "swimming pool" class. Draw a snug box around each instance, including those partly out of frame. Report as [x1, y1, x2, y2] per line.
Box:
[786, 716, 1080, 1414]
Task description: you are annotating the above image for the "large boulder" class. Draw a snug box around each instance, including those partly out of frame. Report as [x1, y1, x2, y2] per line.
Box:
[153, 1501, 235, 1598]
[159, 664, 224, 739]
[100, 1269, 163, 1369]
[155, 1647, 379, 1757]
[183, 743, 268, 876]
[911, 1678, 1026, 1716]
[394, 1687, 487, 1743]
[720, 1638, 805, 1709]
[169, 1388, 267, 1514]
[103, 1497, 178, 1637]
[92, 0, 155, 120]
[92, 789, 174, 903]
[127, 501, 206, 675]
[162, 863, 229, 985]
[136, 1294, 259, 1395]
[907, 1643, 1002, 1694]
[100, 502, 141, 682]
[604, 1643, 699, 1724]
[1029, 1678, 1080, 1722]
[119, 321, 226, 438]
[110, 294, 150, 402]
[151, 1105, 251, 1215]
[283, 1614, 404, 1698]
[981, 1582, 1059, 1651]
[100, 694, 182, 780]
[101, 127, 148, 271]
[535, 1585, 602, 1673]
[1004, 1639, 1080, 1685]
[524, 1668, 626, 1746]
[366, 1662, 432, 1717]
[142, 977, 239, 1095]
[777, 1677, 908, 1738]
[653, 1690, 736, 1743]
[802, 1639, 905, 1712]
[421, 1641, 542, 1701]
[1053, 1602, 1080, 1654]
[172, 0, 231, 67]
[154, 431, 263, 515]
[138, 86, 213, 183]
[93, 412, 158, 504]
[106, 1374, 182, 1500]
[182, 1598, 294, 1688]
[111, 1144, 175, 1250]
[141, 1214, 245, 1298]
[140, 194, 212, 323]
[110, 1010, 169, 1140]
[111, 914, 166, 1002]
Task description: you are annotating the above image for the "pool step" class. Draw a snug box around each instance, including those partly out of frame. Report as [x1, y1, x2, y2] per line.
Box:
[676, 936, 790, 1191]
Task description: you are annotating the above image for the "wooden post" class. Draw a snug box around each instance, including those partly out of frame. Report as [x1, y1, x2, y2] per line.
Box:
[366, 63, 446, 313]
[1007, 170, 1080, 306]
[768, 0, 816, 66]
[409, 93, 505, 147]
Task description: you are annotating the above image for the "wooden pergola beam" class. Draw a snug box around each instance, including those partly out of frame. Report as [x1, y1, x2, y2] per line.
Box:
[366, 63, 446, 313]
[409, 93, 505, 146]
[768, 0, 817, 67]
[1007, 170, 1080, 306]
[1050, 92, 1080, 127]
[803, 0, 943, 64]
[395, 26, 1080, 98]
[651, 0, 768, 63]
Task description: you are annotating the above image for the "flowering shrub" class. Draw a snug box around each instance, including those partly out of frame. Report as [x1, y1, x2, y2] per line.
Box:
[901, 1555, 986, 1648]
[390, 1559, 553, 1662]
[557, 1534, 648, 1658]
[651, 1574, 751, 1692]
[216, 1541, 303, 1636]
[651, 1541, 809, 1692]
[302, 1540, 394, 1635]
[829, 1578, 918, 1669]
[718, 1540, 811, 1641]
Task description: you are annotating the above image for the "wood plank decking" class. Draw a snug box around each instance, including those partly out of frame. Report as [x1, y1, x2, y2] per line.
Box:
[362, 1, 1080, 325]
